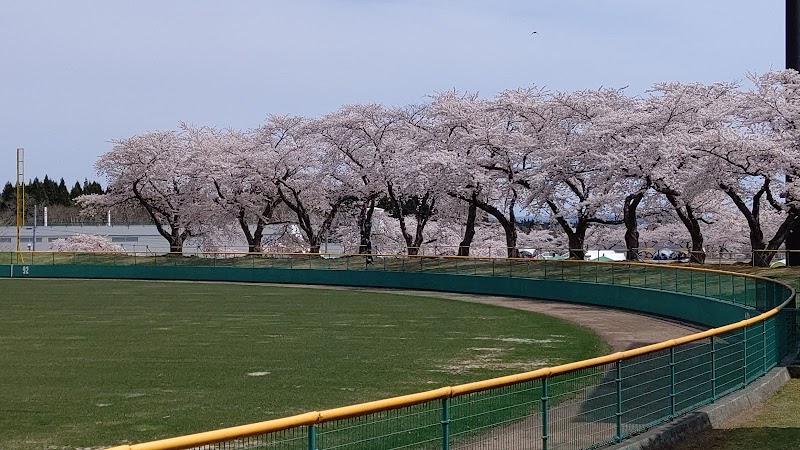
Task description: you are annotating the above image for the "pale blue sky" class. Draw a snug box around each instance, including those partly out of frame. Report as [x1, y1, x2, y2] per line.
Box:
[0, 0, 785, 184]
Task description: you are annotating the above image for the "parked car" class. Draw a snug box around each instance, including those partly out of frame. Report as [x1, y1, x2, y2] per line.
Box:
[653, 249, 688, 261]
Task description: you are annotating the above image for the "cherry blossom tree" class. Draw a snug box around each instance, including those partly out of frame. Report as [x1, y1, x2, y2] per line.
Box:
[317, 104, 400, 257]
[592, 96, 654, 260]
[427, 91, 484, 256]
[532, 89, 632, 260]
[50, 234, 124, 252]
[200, 122, 287, 253]
[430, 89, 543, 257]
[79, 69, 800, 264]
[89, 125, 211, 254]
[698, 128, 799, 266]
[272, 118, 356, 254]
[375, 105, 446, 255]
[621, 82, 738, 263]
[724, 70, 800, 265]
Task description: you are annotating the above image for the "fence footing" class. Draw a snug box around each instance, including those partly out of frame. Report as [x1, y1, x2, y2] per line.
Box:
[606, 367, 790, 450]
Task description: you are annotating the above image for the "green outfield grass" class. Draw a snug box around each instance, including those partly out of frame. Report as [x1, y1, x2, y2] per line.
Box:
[0, 279, 607, 449]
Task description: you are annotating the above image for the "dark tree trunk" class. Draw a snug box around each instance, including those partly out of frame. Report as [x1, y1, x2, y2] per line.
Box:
[410, 195, 435, 255]
[623, 191, 644, 261]
[567, 221, 588, 260]
[242, 201, 279, 253]
[215, 180, 278, 254]
[502, 221, 519, 258]
[387, 184, 435, 256]
[756, 213, 800, 266]
[718, 181, 800, 267]
[358, 197, 376, 258]
[458, 200, 477, 257]
[468, 193, 519, 258]
[237, 211, 267, 254]
[476, 203, 518, 257]
[279, 188, 317, 254]
[688, 233, 705, 264]
[277, 183, 351, 255]
[308, 236, 321, 254]
[752, 242, 771, 267]
[250, 222, 265, 253]
[168, 226, 189, 255]
[132, 181, 189, 255]
[546, 200, 588, 260]
[663, 193, 705, 264]
[387, 182, 414, 255]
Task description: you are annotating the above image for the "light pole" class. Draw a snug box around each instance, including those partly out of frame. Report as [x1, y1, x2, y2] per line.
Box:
[786, 0, 800, 266]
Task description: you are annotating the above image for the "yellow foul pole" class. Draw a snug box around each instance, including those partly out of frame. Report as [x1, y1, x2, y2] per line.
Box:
[16, 148, 24, 263]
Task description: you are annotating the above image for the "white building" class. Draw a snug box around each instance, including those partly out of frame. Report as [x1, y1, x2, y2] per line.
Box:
[0, 224, 341, 254]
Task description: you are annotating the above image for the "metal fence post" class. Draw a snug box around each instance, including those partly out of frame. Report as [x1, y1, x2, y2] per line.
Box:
[542, 378, 549, 450]
[711, 335, 717, 402]
[441, 398, 450, 450]
[644, 265, 647, 287]
[744, 278, 748, 306]
[742, 326, 748, 387]
[659, 268, 663, 291]
[762, 320, 767, 375]
[308, 425, 317, 450]
[615, 361, 623, 442]
[704, 272, 707, 297]
[689, 270, 693, 294]
[492, 258, 495, 276]
[769, 282, 776, 309]
[669, 347, 676, 418]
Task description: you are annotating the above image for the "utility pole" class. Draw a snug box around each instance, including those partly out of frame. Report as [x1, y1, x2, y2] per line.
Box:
[787, 1, 800, 265]
[32, 205, 37, 251]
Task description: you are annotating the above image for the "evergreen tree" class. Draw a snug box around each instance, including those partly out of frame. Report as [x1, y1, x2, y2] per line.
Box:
[28, 177, 45, 204]
[57, 178, 70, 205]
[69, 181, 83, 200]
[0, 182, 14, 212]
[82, 180, 104, 195]
[42, 175, 56, 205]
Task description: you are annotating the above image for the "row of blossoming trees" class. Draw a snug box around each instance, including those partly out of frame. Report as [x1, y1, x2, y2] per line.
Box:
[79, 70, 800, 266]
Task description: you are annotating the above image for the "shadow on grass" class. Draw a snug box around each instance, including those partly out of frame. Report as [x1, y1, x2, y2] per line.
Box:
[669, 427, 800, 450]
